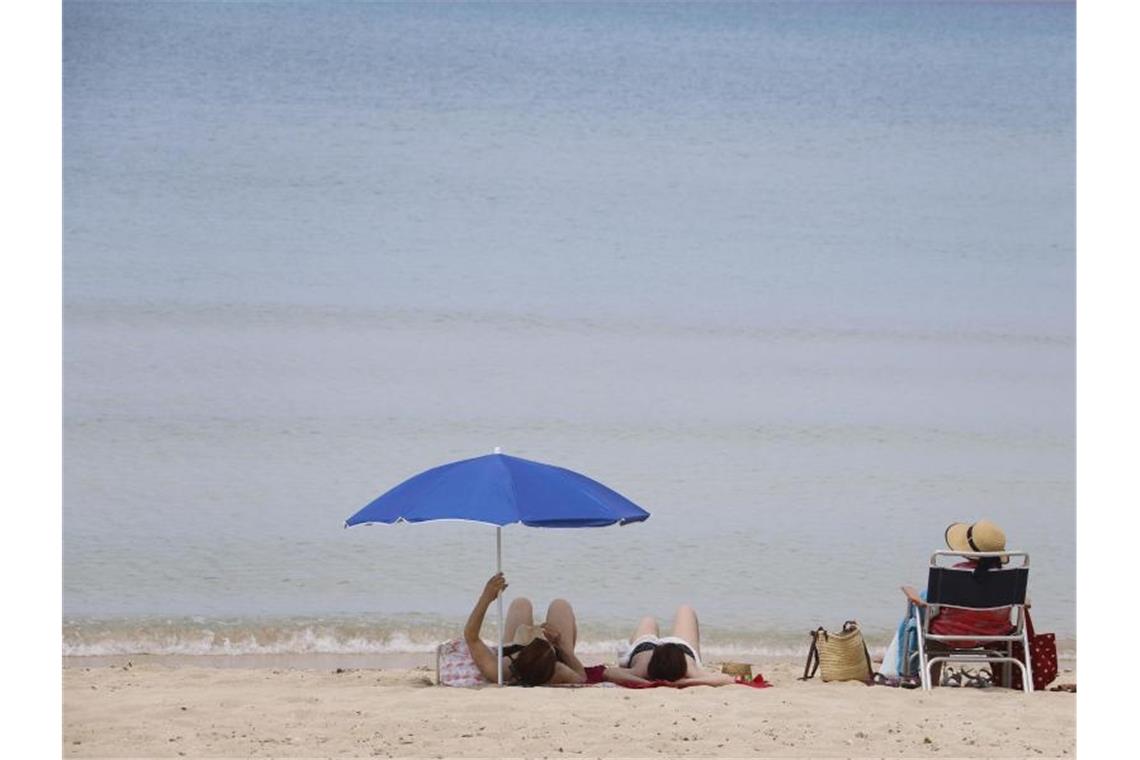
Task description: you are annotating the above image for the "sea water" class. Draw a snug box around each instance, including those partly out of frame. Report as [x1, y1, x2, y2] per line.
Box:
[64, 0, 1075, 660]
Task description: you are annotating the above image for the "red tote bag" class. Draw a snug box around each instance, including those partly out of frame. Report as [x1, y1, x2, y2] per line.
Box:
[1008, 610, 1058, 691]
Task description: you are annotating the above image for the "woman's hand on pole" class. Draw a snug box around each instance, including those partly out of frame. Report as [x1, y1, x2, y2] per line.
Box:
[480, 572, 507, 603]
[464, 572, 509, 682]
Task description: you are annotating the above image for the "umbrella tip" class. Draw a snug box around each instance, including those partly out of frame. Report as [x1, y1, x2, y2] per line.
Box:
[493, 446, 502, 454]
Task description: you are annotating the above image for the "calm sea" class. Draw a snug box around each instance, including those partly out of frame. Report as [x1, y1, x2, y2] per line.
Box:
[63, 0, 1075, 660]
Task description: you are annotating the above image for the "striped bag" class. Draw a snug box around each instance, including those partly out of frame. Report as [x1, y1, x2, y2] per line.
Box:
[436, 639, 486, 687]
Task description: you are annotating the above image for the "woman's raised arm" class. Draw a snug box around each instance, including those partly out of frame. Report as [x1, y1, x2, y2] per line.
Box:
[463, 573, 508, 682]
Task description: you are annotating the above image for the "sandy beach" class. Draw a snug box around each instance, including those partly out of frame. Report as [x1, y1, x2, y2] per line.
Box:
[63, 655, 1075, 758]
[59, 2, 1078, 758]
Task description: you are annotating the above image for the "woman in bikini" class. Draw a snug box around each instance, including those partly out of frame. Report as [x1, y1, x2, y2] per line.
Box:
[609, 605, 737, 687]
[463, 572, 588, 686]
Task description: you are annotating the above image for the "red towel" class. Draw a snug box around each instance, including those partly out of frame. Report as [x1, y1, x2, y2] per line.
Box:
[615, 674, 772, 689]
[584, 664, 772, 689]
[930, 608, 1014, 649]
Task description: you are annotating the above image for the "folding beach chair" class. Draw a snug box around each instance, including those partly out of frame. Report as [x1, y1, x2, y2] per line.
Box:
[900, 550, 1033, 692]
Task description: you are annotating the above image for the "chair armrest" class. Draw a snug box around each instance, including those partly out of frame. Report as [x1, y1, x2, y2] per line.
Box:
[901, 585, 926, 607]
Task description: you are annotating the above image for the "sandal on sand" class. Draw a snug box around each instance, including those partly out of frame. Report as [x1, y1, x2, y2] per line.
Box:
[962, 669, 993, 689]
[872, 673, 921, 689]
[1049, 683, 1077, 693]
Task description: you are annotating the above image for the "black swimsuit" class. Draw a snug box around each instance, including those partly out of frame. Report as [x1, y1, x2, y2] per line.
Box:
[629, 640, 697, 662]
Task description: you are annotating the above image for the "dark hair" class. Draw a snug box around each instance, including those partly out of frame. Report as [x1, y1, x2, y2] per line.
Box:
[647, 643, 688, 682]
[972, 555, 1002, 579]
[510, 639, 557, 686]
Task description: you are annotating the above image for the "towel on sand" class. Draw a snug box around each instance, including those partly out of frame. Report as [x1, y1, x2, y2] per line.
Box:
[614, 673, 772, 689]
[439, 642, 772, 689]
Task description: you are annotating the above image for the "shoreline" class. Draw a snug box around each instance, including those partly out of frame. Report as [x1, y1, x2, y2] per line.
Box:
[64, 650, 811, 672]
[63, 648, 1076, 673]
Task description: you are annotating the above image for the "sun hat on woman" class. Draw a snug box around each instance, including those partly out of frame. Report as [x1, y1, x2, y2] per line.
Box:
[944, 519, 1007, 560]
[511, 624, 547, 647]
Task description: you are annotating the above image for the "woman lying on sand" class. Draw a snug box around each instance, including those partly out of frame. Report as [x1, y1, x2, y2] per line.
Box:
[465, 574, 735, 687]
[464, 573, 588, 686]
[606, 605, 737, 687]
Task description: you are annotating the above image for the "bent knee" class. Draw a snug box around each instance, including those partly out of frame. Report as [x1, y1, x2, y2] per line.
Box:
[508, 597, 534, 614]
[548, 598, 574, 613]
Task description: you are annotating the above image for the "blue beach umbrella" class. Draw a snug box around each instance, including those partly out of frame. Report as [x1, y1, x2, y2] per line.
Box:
[345, 449, 650, 684]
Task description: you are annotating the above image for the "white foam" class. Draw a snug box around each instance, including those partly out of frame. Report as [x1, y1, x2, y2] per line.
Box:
[62, 622, 1077, 660]
[63, 624, 446, 657]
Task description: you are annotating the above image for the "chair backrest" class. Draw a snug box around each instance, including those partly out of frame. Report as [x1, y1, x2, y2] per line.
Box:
[925, 565, 1029, 609]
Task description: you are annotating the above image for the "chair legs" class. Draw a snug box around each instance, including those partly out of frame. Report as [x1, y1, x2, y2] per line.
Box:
[910, 607, 1031, 693]
[912, 608, 931, 690]
[1021, 629, 1035, 693]
[914, 617, 1032, 693]
[924, 654, 1031, 693]
[926, 656, 946, 689]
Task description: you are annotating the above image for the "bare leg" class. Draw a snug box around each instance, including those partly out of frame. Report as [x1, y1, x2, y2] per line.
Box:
[631, 615, 659, 643]
[670, 605, 701, 659]
[503, 597, 534, 642]
[545, 599, 578, 653]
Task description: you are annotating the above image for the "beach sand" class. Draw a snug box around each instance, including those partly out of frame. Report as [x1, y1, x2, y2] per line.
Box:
[63, 654, 1075, 758]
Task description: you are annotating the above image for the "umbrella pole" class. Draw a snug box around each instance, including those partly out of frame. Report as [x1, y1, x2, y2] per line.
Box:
[496, 526, 503, 686]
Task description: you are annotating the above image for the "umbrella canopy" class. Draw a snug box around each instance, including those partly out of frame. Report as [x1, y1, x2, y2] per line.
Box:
[345, 452, 650, 528]
[344, 451, 650, 686]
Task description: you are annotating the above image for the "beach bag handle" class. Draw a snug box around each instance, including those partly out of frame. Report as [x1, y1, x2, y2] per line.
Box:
[800, 627, 826, 680]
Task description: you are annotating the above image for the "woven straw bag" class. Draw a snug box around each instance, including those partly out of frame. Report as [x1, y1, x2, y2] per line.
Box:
[800, 621, 873, 683]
